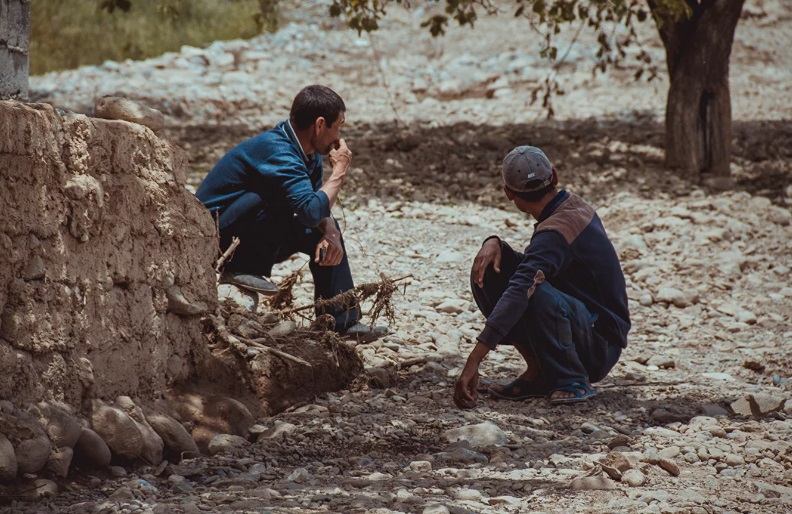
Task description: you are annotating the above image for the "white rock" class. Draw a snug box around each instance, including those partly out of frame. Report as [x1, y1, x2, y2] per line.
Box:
[621, 469, 646, 486]
[435, 250, 466, 263]
[752, 393, 785, 414]
[408, 460, 432, 472]
[453, 488, 483, 501]
[569, 475, 617, 490]
[423, 505, 451, 514]
[736, 310, 757, 324]
[286, 467, 312, 483]
[435, 299, 469, 314]
[258, 420, 298, 440]
[703, 372, 735, 382]
[207, 434, 250, 456]
[644, 427, 678, 438]
[658, 458, 680, 476]
[655, 287, 698, 308]
[443, 421, 508, 449]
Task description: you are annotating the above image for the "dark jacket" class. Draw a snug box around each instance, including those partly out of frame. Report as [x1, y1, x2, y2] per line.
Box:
[478, 190, 631, 349]
[196, 120, 330, 229]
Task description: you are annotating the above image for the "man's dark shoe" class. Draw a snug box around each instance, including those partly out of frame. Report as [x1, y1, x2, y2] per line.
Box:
[220, 271, 279, 296]
[342, 323, 389, 343]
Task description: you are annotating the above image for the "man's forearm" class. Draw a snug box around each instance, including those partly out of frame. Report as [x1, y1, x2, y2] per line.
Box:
[317, 216, 337, 235]
[319, 168, 346, 208]
[467, 340, 491, 366]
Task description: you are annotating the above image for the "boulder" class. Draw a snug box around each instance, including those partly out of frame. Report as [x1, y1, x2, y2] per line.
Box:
[35, 401, 82, 448]
[0, 433, 18, 480]
[116, 397, 164, 465]
[46, 447, 73, 478]
[90, 400, 143, 460]
[73, 427, 112, 468]
[145, 412, 200, 460]
[0, 410, 51, 474]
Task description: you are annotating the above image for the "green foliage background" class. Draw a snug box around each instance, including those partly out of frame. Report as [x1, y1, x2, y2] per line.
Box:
[30, 0, 277, 75]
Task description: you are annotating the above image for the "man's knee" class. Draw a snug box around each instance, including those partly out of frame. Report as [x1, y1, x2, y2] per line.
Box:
[525, 283, 563, 318]
[470, 263, 505, 292]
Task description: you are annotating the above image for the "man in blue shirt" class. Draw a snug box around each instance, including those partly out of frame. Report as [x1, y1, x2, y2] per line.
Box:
[196, 85, 385, 341]
[454, 146, 630, 407]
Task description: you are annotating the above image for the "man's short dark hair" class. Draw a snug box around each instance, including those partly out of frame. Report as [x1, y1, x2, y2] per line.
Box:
[507, 183, 557, 202]
[290, 85, 346, 130]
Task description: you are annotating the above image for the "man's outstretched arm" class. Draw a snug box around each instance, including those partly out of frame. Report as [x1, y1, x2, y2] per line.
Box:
[454, 341, 491, 409]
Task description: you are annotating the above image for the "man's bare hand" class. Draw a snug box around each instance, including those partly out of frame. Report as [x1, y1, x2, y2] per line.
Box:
[453, 341, 491, 409]
[454, 361, 480, 409]
[329, 138, 351, 170]
[315, 219, 344, 266]
[471, 237, 502, 288]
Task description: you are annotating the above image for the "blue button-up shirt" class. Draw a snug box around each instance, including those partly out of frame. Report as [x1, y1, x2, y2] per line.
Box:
[196, 120, 330, 229]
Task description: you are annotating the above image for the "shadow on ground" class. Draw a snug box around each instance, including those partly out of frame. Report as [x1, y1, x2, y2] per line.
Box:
[168, 116, 792, 206]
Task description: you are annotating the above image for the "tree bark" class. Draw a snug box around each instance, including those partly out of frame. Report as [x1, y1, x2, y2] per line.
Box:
[650, 0, 745, 180]
[0, 0, 30, 100]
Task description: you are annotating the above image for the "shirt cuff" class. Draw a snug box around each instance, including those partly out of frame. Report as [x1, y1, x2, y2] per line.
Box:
[476, 323, 503, 350]
[315, 190, 331, 219]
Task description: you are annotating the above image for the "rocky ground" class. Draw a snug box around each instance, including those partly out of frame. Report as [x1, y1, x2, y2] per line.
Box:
[11, 0, 792, 512]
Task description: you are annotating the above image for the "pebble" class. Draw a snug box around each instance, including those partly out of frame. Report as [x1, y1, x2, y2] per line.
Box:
[434, 299, 469, 314]
[658, 458, 680, 476]
[207, 434, 250, 455]
[442, 421, 508, 448]
[622, 469, 647, 486]
[569, 476, 617, 490]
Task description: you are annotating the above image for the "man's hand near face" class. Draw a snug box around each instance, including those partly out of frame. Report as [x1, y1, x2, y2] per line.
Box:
[329, 138, 351, 171]
[315, 217, 344, 266]
[321, 139, 351, 209]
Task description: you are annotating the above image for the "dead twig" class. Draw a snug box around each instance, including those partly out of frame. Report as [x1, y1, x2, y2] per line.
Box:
[239, 336, 313, 369]
[274, 274, 413, 325]
[215, 236, 240, 274]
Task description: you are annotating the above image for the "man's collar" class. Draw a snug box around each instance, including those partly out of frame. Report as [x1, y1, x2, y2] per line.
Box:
[537, 190, 569, 223]
[284, 120, 314, 165]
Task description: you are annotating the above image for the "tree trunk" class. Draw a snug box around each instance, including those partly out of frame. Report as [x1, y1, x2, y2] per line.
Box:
[0, 0, 30, 100]
[650, 0, 745, 181]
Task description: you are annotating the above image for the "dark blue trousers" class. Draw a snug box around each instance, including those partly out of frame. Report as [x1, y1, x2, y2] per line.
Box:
[471, 242, 621, 389]
[219, 207, 358, 331]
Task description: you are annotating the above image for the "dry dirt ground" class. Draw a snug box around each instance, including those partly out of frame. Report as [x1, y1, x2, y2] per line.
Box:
[18, 0, 792, 513]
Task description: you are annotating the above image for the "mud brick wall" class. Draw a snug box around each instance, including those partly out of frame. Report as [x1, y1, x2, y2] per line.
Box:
[0, 0, 29, 99]
[0, 101, 218, 405]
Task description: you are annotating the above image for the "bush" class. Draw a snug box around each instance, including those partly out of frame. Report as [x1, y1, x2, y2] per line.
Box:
[30, 0, 275, 74]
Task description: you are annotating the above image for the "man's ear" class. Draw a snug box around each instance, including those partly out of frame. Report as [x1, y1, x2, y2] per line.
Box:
[315, 116, 326, 133]
[504, 185, 515, 201]
[551, 167, 559, 186]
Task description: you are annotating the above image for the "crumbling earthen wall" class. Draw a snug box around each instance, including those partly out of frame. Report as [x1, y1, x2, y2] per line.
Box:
[0, 101, 217, 406]
[0, 0, 29, 99]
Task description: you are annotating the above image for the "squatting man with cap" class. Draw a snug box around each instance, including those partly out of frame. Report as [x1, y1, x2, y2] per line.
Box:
[454, 146, 631, 408]
[196, 85, 386, 342]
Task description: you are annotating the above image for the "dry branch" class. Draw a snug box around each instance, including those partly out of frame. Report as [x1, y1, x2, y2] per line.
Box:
[274, 274, 413, 326]
[214, 236, 240, 273]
